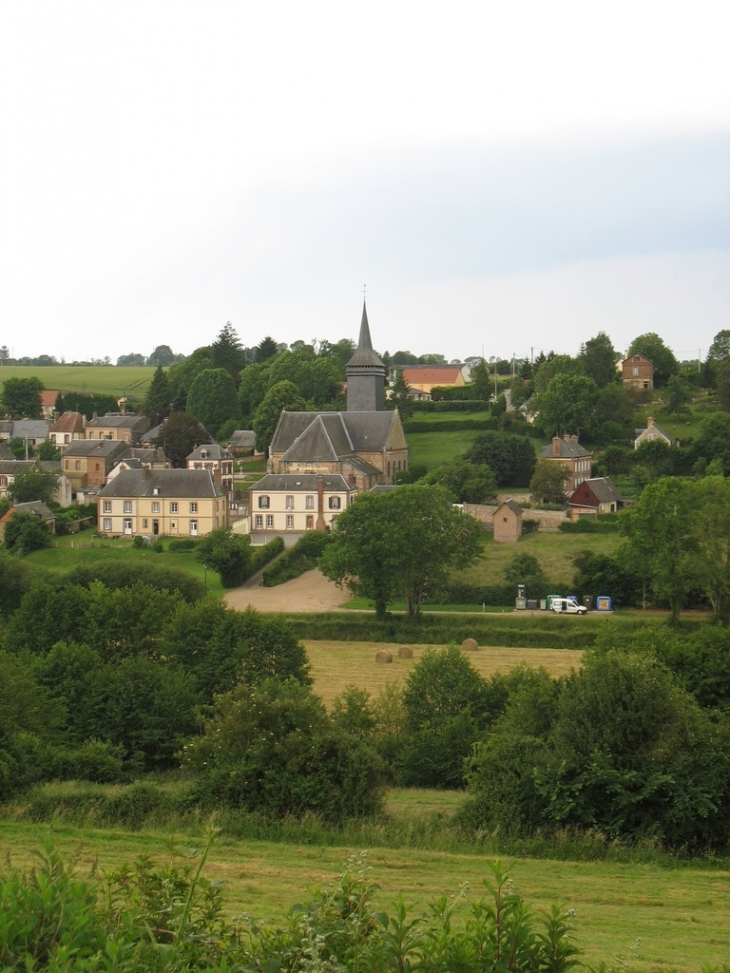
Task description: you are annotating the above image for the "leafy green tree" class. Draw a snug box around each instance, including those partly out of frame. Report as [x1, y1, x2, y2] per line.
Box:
[182, 678, 384, 821]
[253, 380, 306, 453]
[36, 439, 60, 461]
[195, 528, 252, 588]
[3, 512, 51, 555]
[708, 329, 730, 363]
[424, 457, 496, 503]
[154, 411, 210, 467]
[532, 353, 582, 394]
[581, 332, 616, 388]
[620, 477, 696, 623]
[595, 383, 635, 428]
[503, 552, 547, 599]
[142, 364, 171, 419]
[529, 459, 568, 504]
[465, 432, 537, 487]
[146, 344, 175, 366]
[627, 332, 679, 387]
[211, 322, 247, 383]
[0, 550, 36, 616]
[1, 376, 44, 418]
[471, 361, 493, 402]
[538, 374, 598, 436]
[237, 359, 273, 418]
[7, 466, 57, 504]
[665, 374, 692, 413]
[268, 349, 341, 407]
[320, 485, 484, 617]
[166, 347, 214, 411]
[717, 361, 730, 412]
[689, 411, 730, 475]
[186, 368, 240, 435]
[633, 439, 675, 478]
[386, 370, 415, 419]
[691, 476, 730, 621]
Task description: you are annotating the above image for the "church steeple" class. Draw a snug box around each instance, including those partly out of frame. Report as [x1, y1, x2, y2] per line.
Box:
[346, 301, 386, 411]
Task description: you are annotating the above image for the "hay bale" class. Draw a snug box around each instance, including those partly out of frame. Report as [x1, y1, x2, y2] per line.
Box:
[375, 650, 393, 664]
[398, 646, 414, 658]
[461, 638, 479, 652]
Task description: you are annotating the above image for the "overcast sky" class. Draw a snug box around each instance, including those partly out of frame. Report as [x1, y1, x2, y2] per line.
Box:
[1, 1, 728, 363]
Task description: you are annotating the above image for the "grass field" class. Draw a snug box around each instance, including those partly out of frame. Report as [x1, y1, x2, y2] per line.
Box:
[407, 429, 488, 471]
[0, 817, 728, 970]
[304, 640, 583, 706]
[25, 534, 225, 596]
[456, 530, 623, 588]
[0, 365, 157, 399]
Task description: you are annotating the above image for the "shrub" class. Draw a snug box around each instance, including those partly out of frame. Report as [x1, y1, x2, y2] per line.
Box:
[263, 531, 332, 586]
[167, 537, 199, 552]
[559, 515, 620, 533]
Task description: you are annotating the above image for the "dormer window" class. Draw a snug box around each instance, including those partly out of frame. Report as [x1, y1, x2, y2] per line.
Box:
[153, 487, 160, 496]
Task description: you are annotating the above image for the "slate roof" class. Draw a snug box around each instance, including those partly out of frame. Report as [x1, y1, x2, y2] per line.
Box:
[187, 444, 232, 461]
[63, 440, 129, 459]
[496, 499, 523, 515]
[97, 468, 224, 499]
[86, 414, 147, 430]
[0, 460, 61, 476]
[49, 411, 85, 434]
[0, 421, 13, 436]
[229, 430, 256, 448]
[634, 422, 673, 445]
[368, 484, 401, 493]
[340, 455, 382, 476]
[347, 303, 385, 368]
[9, 500, 55, 520]
[253, 473, 355, 493]
[540, 437, 591, 459]
[271, 410, 398, 459]
[11, 420, 50, 440]
[569, 477, 624, 506]
[141, 423, 165, 443]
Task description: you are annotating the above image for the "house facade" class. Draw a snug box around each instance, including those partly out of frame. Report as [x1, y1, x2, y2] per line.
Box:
[621, 354, 653, 390]
[62, 440, 130, 489]
[0, 460, 72, 506]
[186, 444, 234, 497]
[40, 391, 59, 418]
[49, 411, 86, 448]
[539, 435, 592, 494]
[249, 473, 356, 545]
[398, 364, 471, 394]
[97, 468, 227, 538]
[634, 416, 674, 450]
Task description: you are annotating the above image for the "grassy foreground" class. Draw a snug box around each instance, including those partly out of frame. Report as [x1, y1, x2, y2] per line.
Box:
[0, 815, 728, 970]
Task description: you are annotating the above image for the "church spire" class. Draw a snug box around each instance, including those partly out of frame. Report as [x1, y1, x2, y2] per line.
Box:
[348, 301, 385, 368]
[346, 300, 386, 411]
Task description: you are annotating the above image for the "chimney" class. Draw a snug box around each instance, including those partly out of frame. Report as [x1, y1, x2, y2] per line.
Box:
[142, 467, 149, 480]
[552, 436, 561, 456]
[647, 416, 654, 427]
[569, 434, 578, 444]
[316, 474, 326, 531]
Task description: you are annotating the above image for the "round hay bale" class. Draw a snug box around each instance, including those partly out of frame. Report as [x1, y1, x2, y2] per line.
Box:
[461, 638, 479, 652]
[375, 650, 393, 664]
[398, 646, 414, 658]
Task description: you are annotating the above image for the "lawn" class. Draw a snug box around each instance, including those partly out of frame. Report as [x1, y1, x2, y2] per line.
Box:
[0, 365, 158, 399]
[407, 428, 491, 471]
[25, 534, 225, 596]
[0, 818, 728, 970]
[304, 640, 584, 706]
[455, 530, 624, 589]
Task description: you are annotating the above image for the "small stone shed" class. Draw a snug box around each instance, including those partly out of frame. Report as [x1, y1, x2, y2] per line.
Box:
[492, 499, 523, 543]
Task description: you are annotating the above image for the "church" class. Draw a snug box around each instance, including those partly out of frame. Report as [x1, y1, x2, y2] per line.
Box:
[249, 305, 408, 542]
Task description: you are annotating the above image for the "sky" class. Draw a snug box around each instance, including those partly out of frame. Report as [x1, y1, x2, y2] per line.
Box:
[0, 1, 728, 364]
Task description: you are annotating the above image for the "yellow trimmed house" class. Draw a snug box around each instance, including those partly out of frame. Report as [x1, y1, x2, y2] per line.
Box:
[249, 472, 357, 545]
[97, 468, 227, 538]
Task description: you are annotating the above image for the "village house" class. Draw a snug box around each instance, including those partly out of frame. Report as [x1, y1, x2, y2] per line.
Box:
[397, 363, 472, 395]
[49, 411, 86, 448]
[40, 391, 59, 418]
[268, 304, 408, 491]
[0, 460, 72, 506]
[0, 500, 56, 541]
[539, 435, 592, 494]
[186, 444, 234, 498]
[227, 430, 257, 456]
[249, 472, 356, 545]
[96, 468, 227, 538]
[85, 413, 149, 442]
[106, 448, 171, 482]
[620, 354, 654, 390]
[634, 416, 674, 450]
[568, 477, 626, 518]
[61, 440, 130, 490]
[0, 419, 51, 448]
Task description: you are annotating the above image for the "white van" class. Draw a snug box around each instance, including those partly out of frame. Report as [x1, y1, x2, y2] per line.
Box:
[550, 596, 587, 615]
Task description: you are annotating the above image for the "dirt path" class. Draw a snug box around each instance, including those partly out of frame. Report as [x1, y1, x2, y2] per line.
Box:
[223, 568, 348, 613]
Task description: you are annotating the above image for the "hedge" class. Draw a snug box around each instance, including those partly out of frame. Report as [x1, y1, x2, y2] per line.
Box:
[262, 531, 332, 586]
[559, 516, 621, 534]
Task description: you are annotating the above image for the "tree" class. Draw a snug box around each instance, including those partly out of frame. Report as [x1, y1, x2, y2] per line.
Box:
[665, 374, 692, 413]
[166, 347, 214, 411]
[424, 458, 497, 503]
[707, 329, 730, 363]
[253, 380, 306, 453]
[529, 459, 568, 505]
[1, 376, 44, 418]
[142, 364, 171, 419]
[7, 466, 57, 504]
[196, 528, 252, 588]
[116, 352, 146, 366]
[627, 332, 679, 387]
[537, 374, 598, 436]
[255, 335, 279, 362]
[466, 432, 537, 487]
[386, 371, 415, 419]
[36, 439, 60, 461]
[186, 368, 240, 435]
[620, 477, 696, 623]
[4, 512, 51, 555]
[717, 361, 730, 412]
[581, 332, 616, 389]
[320, 485, 484, 618]
[146, 344, 175, 366]
[690, 412, 730, 475]
[268, 349, 341, 407]
[154, 411, 210, 467]
[0, 346, 9, 363]
[503, 552, 547, 599]
[689, 476, 730, 622]
[211, 322, 246, 383]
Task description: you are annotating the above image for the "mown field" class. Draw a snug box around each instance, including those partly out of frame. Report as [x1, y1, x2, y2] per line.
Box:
[0, 364, 157, 398]
[304, 640, 583, 706]
[1, 817, 728, 971]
